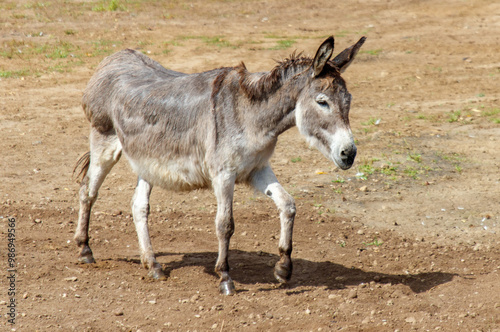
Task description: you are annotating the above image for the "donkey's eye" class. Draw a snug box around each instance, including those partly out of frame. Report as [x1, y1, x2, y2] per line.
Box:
[316, 94, 330, 111]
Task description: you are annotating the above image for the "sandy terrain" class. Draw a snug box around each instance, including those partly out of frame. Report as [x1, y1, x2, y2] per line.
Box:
[1, 0, 499, 330]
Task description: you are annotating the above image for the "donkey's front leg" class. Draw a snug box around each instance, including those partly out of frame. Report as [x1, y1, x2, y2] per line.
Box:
[251, 166, 296, 284]
[212, 173, 237, 295]
[132, 178, 165, 280]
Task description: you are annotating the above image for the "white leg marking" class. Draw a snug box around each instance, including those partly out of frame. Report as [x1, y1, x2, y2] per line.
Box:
[251, 166, 295, 282]
[132, 178, 154, 267]
[251, 166, 295, 252]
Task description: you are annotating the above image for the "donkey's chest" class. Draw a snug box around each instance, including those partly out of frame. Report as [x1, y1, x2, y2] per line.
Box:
[226, 137, 277, 183]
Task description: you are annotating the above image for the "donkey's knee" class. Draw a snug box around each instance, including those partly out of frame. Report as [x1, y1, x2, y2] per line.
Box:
[215, 216, 235, 240]
[78, 180, 98, 207]
[280, 195, 296, 221]
[132, 200, 150, 219]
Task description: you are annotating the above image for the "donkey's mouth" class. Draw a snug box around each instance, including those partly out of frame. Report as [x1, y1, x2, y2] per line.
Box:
[335, 154, 355, 170]
[333, 156, 355, 170]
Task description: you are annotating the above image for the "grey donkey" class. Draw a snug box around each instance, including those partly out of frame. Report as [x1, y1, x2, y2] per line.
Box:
[74, 36, 366, 295]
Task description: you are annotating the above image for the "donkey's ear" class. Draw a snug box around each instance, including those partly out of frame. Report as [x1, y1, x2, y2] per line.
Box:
[332, 36, 366, 73]
[312, 36, 335, 77]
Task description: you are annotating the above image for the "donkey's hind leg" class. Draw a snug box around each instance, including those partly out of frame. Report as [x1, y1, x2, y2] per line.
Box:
[74, 128, 122, 263]
[132, 178, 165, 280]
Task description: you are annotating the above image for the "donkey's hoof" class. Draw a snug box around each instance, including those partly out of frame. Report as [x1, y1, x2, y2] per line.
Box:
[78, 255, 96, 264]
[274, 262, 292, 284]
[219, 280, 236, 296]
[148, 268, 166, 280]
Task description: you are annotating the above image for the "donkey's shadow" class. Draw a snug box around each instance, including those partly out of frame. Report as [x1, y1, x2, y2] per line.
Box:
[121, 250, 455, 294]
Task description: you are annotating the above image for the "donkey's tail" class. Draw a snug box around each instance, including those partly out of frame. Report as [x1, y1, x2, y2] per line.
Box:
[73, 151, 91, 183]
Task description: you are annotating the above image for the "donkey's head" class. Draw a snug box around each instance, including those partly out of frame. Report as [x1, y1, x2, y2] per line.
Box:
[295, 36, 365, 170]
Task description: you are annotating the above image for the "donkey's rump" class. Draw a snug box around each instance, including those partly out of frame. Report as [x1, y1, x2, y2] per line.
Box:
[82, 49, 183, 132]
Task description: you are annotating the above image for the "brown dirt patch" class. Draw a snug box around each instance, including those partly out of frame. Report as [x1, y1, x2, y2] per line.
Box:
[1, 0, 499, 331]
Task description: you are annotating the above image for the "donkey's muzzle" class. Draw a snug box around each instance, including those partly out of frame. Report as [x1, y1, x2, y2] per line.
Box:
[338, 144, 357, 170]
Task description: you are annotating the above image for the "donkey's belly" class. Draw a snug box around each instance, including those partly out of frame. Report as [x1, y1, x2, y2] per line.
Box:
[127, 154, 211, 191]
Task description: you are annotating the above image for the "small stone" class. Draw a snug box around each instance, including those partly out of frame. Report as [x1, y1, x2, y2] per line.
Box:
[305, 308, 311, 315]
[265, 312, 274, 319]
[148, 299, 157, 304]
[359, 186, 368, 192]
[211, 304, 224, 311]
[190, 294, 200, 303]
[113, 309, 124, 316]
[361, 316, 370, 324]
[480, 212, 493, 219]
[357, 229, 365, 235]
[64, 276, 78, 282]
[347, 289, 357, 299]
[405, 316, 416, 324]
[23, 292, 29, 299]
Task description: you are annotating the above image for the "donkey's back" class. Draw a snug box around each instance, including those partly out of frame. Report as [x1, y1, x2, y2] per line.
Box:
[82, 49, 231, 190]
[83, 49, 217, 135]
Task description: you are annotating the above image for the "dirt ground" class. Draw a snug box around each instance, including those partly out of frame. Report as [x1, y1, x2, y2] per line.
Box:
[1, 0, 500, 331]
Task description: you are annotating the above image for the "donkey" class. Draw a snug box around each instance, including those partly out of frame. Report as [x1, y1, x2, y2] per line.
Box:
[74, 36, 366, 295]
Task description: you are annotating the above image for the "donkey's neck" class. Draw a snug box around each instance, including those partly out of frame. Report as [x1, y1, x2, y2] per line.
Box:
[256, 77, 305, 137]
[237, 60, 312, 138]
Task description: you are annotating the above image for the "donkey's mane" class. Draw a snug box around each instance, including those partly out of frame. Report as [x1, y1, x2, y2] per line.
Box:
[237, 52, 315, 100]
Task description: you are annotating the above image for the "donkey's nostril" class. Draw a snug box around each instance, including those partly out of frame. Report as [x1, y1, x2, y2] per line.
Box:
[341, 147, 354, 159]
[340, 145, 357, 165]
